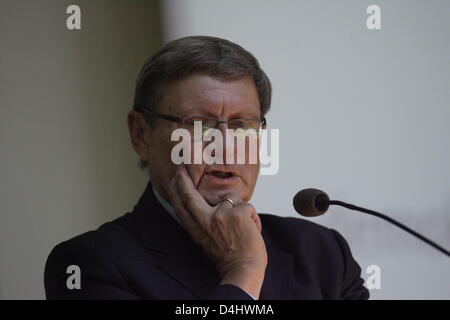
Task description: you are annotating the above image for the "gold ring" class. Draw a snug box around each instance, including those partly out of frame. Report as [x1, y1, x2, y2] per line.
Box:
[222, 198, 235, 207]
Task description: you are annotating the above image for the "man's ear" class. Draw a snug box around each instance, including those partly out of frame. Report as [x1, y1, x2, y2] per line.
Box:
[127, 110, 151, 162]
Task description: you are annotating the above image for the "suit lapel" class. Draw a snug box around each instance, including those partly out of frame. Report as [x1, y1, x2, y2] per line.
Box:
[260, 225, 295, 299]
[133, 182, 295, 299]
[134, 183, 221, 299]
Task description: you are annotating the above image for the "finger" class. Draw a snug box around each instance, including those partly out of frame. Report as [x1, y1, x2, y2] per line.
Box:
[168, 175, 197, 230]
[252, 209, 263, 233]
[176, 165, 213, 223]
[235, 203, 263, 233]
[214, 193, 245, 211]
[214, 194, 262, 233]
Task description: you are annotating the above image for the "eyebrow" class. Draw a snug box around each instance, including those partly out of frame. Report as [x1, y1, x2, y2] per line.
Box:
[179, 106, 261, 119]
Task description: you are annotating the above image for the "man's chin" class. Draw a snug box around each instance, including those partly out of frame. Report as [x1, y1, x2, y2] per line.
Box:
[199, 191, 225, 207]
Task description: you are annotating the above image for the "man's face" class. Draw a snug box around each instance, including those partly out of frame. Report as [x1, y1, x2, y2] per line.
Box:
[129, 74, 262, 206]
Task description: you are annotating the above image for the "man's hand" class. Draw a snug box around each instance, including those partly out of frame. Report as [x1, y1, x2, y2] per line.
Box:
[168, 165, 268, 299]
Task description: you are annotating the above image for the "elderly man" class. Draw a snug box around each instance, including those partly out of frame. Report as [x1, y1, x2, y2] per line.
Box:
[44, 36, 369, 300]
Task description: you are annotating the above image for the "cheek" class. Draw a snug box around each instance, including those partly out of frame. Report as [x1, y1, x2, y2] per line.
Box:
[242, 163, 260, 182]
[149, 138, 171, 165]
[242, 165, 259, 200]
[147, 131, 178, 176]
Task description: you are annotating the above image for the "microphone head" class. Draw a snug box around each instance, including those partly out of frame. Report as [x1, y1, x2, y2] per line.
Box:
[293, 188, 330, 217]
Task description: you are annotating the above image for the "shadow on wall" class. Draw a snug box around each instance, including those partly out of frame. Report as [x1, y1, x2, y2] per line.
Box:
[73, 0, 164, 225]
[0, 0, 163, 299]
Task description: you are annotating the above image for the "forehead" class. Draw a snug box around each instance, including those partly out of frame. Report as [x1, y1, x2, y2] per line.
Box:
[158, 74, 261, 117]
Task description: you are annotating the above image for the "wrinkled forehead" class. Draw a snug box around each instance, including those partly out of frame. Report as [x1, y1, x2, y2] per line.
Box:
[158, 74, 261, 118]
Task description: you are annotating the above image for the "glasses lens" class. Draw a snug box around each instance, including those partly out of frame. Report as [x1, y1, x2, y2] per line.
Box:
[182, 116, 263, 138]
[183, 116, 217, 137]
[228, 119, 247, 130]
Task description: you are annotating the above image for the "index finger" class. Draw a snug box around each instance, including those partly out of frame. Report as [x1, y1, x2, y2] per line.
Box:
[175, 165, 213, 223]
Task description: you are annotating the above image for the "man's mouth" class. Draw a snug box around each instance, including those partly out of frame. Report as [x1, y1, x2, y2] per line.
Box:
[209, 170, 234, 178]
[203, 169, 240, 185]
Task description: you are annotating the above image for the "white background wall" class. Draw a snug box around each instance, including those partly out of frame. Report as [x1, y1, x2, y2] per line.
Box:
[161, 0, 450, 299]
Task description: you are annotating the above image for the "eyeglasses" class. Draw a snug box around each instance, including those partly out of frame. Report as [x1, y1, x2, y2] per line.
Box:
[141, 108, 266, 137]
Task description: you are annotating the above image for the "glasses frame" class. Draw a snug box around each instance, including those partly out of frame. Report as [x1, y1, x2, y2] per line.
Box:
[141, 108, 267, 131]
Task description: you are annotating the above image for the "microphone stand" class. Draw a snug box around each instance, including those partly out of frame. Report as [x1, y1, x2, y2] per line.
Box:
[324, 199, 450, 258]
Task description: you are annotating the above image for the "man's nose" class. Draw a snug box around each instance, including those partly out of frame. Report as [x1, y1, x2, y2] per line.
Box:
[216, 121, 228, 132]
[213, 122, 235, 164]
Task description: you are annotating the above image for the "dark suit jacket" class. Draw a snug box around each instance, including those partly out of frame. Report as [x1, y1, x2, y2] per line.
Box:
[44, 182, 369, 300]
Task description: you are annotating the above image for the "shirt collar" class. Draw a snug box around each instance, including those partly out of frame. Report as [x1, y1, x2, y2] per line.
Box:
[152, 186, 180, 224]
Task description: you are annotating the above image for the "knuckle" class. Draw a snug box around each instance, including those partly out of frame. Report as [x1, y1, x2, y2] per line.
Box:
[239, 203, 256, 216]
[230, 209, 244, 220]
[243, 203, 256, 214]
[180, 190, 193, 201]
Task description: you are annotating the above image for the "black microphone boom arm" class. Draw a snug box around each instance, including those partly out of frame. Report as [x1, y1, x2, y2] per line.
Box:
[326, 199, 450, 258]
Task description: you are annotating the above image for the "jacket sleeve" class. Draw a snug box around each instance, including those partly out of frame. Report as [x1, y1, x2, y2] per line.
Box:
[331, 229, 370, 300]
[44, 236, 139, 300]
[44, 237, 253, 300]
[208, 284, 254, 300]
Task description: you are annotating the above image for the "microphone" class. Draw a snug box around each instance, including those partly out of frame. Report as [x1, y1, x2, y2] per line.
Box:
[293, 188, 450, 258]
